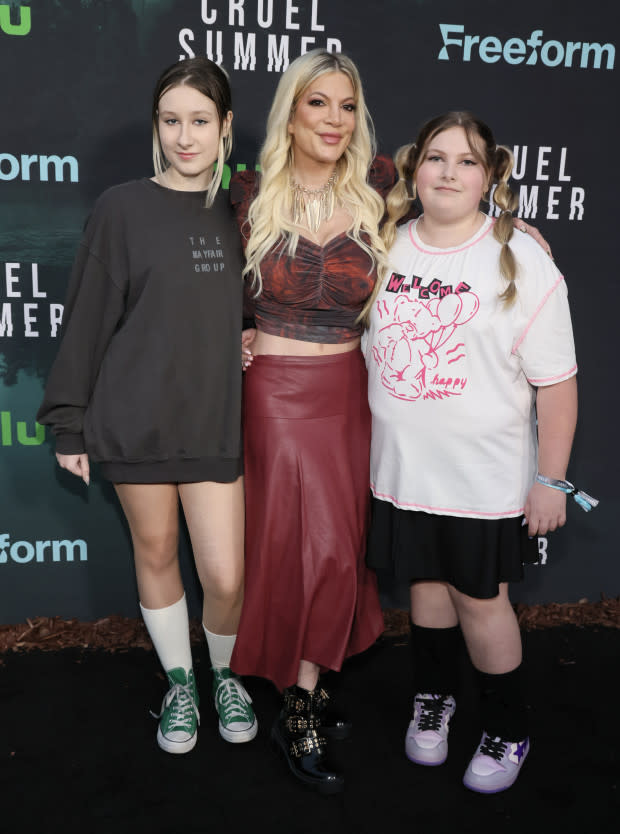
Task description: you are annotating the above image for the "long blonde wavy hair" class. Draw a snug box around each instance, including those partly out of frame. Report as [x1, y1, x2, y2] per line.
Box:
[243, 49, 387, 294]
[374, 111, 519, 314]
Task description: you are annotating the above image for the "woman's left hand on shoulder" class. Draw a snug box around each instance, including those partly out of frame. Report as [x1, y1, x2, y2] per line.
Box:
[512, 218, 553, 259]
[524, 481, 567, 536]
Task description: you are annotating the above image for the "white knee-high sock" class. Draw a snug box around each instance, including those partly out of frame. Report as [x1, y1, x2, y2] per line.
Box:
[140, 593, 193, 674]
[203, 625, 236, 669]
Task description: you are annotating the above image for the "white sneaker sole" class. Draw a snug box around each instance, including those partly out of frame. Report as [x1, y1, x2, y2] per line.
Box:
[406, 742, 448, 766]
[463, 742, 529, 793]
[157, 726, 198, 754]
[219, 718, 258, 744]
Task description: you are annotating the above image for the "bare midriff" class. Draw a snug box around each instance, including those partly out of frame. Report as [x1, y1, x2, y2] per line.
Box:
[252, 331, 360, 356]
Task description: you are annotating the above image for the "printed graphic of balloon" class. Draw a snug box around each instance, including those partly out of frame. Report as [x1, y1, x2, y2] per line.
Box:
[431, 292, 480, 327]
[454, 292, 479, 324]
[436, 293, 463, 326]
[426, 298, 441, 318]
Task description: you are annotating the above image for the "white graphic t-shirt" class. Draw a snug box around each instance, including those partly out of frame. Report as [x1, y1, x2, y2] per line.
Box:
[364, 216, 577, 519]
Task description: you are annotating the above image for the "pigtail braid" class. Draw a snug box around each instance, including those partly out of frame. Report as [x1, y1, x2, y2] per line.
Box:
[491, 144, 519, 306]
[381, 143, 418, 251]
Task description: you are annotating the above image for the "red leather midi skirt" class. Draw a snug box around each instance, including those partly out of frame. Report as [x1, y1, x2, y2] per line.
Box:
[231, 350, 384, 691]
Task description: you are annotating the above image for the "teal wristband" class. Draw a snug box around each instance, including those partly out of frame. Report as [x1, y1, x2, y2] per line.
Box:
[535, 474, 599, 512]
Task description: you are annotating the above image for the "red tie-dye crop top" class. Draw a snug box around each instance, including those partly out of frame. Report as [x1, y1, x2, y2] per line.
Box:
[230, 155, 397, 344]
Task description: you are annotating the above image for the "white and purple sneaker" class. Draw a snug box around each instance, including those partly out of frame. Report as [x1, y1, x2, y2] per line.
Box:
[463, 732, 529, 793]
[405, 693, 456, 766]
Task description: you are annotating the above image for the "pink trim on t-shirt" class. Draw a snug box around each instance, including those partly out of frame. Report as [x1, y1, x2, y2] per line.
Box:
[408, 216, 495, 255]
[512, 274, 565, 354]
[527, 364, 578, 385]
[371, 485, 524, 518]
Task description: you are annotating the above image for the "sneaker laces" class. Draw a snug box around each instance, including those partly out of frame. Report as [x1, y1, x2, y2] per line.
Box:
[215, 676, 253, 723]
[416, 696, 448, 732]
[152, 682, 200, 730]
[479, 735, 508, 761]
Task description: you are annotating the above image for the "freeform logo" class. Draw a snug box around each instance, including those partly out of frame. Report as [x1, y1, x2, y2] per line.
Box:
[0, 533, 88, 565]
[438, 25, 615, 70]
[0, 4, 31, 36]
[0, 153, 79, 183]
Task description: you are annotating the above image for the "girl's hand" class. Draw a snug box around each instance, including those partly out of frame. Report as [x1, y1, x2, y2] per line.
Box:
[513, 218, 553, 259]
[524, 481, 567, 536]
[242, 328, 256, 371]
[56, 452, 90, 486]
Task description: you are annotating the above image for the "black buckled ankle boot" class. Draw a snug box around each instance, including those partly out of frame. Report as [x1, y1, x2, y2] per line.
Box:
[311, 686, 352, 741]
[271, 685, 344, 794]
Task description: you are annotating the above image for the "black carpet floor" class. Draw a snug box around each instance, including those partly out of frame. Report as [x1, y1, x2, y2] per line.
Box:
[1, 626, 618, 834]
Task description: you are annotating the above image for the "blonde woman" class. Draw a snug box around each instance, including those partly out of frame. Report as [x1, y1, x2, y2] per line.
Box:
[365, 112, 584, 793]
[230, 49, 396, 793]
[38, 58, 256, 755]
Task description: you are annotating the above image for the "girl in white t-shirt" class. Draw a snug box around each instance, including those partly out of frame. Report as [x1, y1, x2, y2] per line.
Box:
[363, 111, 591, 793]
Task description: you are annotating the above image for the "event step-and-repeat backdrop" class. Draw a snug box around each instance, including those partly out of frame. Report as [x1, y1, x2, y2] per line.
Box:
[0, 1, 616, 623]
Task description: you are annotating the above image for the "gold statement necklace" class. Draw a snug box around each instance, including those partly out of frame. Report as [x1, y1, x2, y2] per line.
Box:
[290, 173, 338, 234]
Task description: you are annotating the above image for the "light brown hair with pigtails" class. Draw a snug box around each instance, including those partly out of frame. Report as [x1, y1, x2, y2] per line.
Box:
[491, 142, 519, 304]
[381, 142, 418, 252]
[362, 111, 520, 322]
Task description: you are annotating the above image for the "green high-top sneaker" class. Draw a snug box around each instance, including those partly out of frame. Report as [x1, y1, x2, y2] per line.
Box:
[154, 667, 200, 754]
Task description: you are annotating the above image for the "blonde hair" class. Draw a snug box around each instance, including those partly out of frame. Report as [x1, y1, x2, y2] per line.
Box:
[380, 111, 519, 307]
[243, 49, 387, 294]
[151, 57, 233, 208]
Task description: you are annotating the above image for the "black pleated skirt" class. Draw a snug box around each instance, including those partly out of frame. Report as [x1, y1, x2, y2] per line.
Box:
[367, 496, 539, 600]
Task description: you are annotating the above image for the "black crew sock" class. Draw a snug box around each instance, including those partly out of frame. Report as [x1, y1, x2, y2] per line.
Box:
[476, 665, 529, 741]
[409, 621, 461, 696]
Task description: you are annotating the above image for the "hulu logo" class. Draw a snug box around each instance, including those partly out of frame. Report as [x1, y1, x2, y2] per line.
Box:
[0, 411, 45, 446]
[0, 4, 31, 36]
[219, 162, 261, 190]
